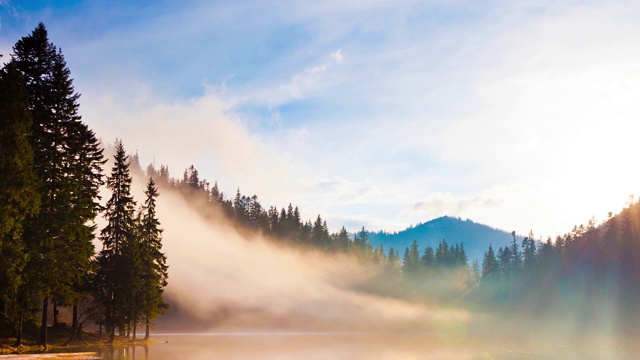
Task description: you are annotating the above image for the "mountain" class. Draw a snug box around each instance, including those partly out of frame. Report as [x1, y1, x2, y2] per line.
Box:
[368, 216, 521, 262]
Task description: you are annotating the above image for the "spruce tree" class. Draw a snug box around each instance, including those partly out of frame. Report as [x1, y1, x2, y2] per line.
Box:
[402, 240, 421, 276]
[138, 177, 168, 340]
[386, 247, 401, 274]
[435, 239, 450, 268]
[311, 215, 330, 248]
[10, 23, 104, 346]
[334, 227, 350, 252]
[481, 245, 500, 281]
[0, 63, 40, 345]
[96, 140, 137, 342]
[421, 246, 435, 268]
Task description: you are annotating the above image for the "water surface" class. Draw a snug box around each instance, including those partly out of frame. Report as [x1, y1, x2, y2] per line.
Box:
[6, 332, 636, 360]
[95, 332, 562, 360]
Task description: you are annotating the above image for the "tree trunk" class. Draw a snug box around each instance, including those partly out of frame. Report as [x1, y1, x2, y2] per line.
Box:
[132, 320, 137, 341]
[144, 317, 150, 340]
[40, 296, 48, 347]
[72, 302, 78, 332]
[108, 323, 115, 343]
[15, 310, 23, 347]
[52, 301, 58, 326]
[108, 292, 116, 343]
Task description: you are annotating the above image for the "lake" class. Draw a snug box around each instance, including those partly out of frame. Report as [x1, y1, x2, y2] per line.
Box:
[97, 333, 515, 359]
[3, 332, 637, 359]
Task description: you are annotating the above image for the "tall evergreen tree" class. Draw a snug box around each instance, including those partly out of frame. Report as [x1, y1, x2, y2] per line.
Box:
[10, 23, 104, 346]
[0, 63, 40, 345]
[386, 247, 401, 274]
[402, 240, 421, 276]
[334, 227, 350, 252]
[458, 243, 468, 267]
[421, 246, 435, 269]
[311, 215, 330, 248]
[96, 140, 137, 342]
[481, 245, 500, 281]
[247, 195, 263, 229]
[373, 243, 385, 258]
[435, 239, 450, 268]
[138, 177, 168, 340]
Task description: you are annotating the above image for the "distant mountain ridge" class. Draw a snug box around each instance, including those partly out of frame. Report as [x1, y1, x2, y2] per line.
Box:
[368, 216, 520, 262]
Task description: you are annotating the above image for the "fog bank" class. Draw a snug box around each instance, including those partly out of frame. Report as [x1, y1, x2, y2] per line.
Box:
[137, 174, 466, 334]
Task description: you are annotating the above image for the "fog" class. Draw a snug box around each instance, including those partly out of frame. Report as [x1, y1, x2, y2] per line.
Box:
[133, 173, 468, 335]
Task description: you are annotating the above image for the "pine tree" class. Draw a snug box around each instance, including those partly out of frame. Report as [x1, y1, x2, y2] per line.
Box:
[402, 240, 421, 276]
[354, 226, 370, 253]
[458, 243, 468, 267]
[247, 195, 262, 229]
[509, 233, 522, 274]
[373, 245, 386, 264]
[435, 239, 450, 268]
[481, 245, 500, 281]
[96, 140, 137, 342]
[334, 227, 350, 252]
[267, 206, 280, 235]
[0, 63, 40, 345]
[182, 165, 200, 190]
[421, 246, 435, 269]
[311, 215, 329, 248]
[138, 177, 168, 340]
[10, 23, 104, 346]
[522, 232, 537, 273]
[233, 188, 249, 225]
[386, 247, 401, 274]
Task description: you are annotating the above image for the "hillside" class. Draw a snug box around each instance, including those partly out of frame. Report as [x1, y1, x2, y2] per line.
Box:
[368, 216, 521, 262]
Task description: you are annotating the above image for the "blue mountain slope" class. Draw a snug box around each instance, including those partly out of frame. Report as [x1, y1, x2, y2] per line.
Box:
[368, 216, 520, 262]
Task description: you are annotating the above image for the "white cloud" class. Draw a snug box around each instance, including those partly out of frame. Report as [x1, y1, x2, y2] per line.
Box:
[409, 191, 503, 218]
[82, 85, 299, 207]
[285, 64, 329, 99]
[331, 49, 345, 64]
[59, 0, 640, 238]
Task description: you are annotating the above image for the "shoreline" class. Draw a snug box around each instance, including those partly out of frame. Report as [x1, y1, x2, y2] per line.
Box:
[0, 335, 156, 356]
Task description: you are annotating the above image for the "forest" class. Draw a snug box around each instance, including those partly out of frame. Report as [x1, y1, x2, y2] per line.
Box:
[0, 24, 167, 347]
[2, 22, 640, 351]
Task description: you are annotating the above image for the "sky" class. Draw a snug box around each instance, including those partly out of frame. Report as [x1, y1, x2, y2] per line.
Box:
[2, 0, 640, 238]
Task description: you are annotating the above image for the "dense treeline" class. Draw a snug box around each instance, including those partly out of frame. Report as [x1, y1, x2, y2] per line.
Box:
[476, 202, 640, 334]
[0, 24, 168, 347]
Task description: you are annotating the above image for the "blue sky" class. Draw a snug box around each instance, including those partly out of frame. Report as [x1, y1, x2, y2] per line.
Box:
[3, 0, 640, 237]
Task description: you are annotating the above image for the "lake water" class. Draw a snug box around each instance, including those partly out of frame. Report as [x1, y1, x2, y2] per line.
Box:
[4, 332, 637, 360]
[97, 333, 513, 360]
[90, 333, 614, 360]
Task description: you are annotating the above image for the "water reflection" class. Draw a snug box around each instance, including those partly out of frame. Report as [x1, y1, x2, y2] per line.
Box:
[91, 333, 548, 360]
[90, 333, 638, 360]
[97, 344, 148, 360]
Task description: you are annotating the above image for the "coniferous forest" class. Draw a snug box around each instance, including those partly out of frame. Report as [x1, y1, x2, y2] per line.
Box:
[3, 22, 640, 353]
[0, 24, 167, 347]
